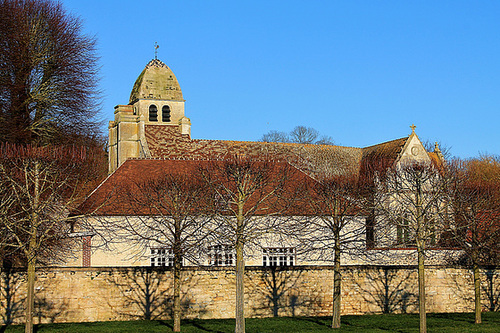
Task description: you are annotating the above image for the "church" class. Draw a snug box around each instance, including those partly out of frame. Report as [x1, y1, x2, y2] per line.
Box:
[74, 58, 448, 268]
[107, 58, 444, 176]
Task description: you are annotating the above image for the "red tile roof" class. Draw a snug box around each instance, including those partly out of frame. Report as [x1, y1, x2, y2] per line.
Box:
[77, 158, 317, 216]
[81, 126, 427, 217]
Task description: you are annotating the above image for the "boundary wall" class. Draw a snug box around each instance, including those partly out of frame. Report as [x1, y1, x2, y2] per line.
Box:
[0, 265, 498, 324]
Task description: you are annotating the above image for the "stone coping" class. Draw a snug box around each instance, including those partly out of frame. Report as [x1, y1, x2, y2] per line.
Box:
[4, 264, 498, 274]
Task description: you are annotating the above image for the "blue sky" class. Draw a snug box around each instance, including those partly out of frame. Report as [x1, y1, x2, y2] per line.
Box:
[63, 0, 500, 158]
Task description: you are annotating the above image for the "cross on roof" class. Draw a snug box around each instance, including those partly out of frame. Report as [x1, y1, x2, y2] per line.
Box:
[154, 42, 159, 60]
[410, 124, 416, 133]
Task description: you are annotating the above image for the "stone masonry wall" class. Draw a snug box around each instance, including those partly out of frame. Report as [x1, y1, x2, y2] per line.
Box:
[0, 266, 498, 324]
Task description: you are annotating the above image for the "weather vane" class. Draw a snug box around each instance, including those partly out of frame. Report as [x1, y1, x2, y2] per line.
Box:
[154, 42, 159, 60]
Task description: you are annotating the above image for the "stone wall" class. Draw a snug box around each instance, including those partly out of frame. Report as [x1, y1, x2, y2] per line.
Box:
[0, 265, 498, 324]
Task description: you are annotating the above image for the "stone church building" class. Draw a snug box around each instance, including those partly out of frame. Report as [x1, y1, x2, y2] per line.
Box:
[75, 58, 447, 268]
[108, 58, 443, 176]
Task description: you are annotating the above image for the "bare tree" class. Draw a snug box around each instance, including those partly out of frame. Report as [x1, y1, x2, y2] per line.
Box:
[260, 130, 290, 143]
[0, 143, 103, 333]
[467, 154, 500, 185]
[199, 155, 301, 333]
[422, 140, 452, 160]
[260, 126, 334, 145]
[375, 161, 450, 333]
[448, 157, 500, 324]
[107, 170, 210, 332]
[290, 126, 319, 144]
[315, 135, 335, 146]
[0, 0, 101, 145]
[296, 174, 365, 328]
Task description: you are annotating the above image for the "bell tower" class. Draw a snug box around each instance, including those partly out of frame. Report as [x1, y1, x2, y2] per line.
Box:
[108, 58, 191, 173]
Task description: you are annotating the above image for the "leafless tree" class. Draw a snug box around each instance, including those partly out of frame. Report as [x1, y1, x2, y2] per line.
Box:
[448, 157, 500, 324]
[375, 161, 450, 333]
[199, 155, 301, 333]
[0, 143, 103, 333]
[260, 126, 334, 145]
[294, 174, 365, 328]
[106, 171, 211, 332]
[315, 135, 335, 146]
[0, 0, 101, 145]
[422, 140, 452, 160]
[290, 126, 320, 144]
[260, 130, 290, 143]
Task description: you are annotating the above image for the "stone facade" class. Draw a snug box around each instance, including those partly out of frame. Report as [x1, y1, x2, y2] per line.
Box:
[108, 59, 191, 173]
[1, 266, 498, 324]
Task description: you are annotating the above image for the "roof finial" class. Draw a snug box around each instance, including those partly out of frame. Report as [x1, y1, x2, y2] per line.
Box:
[410, 124, 416, 134]
[434, 142, 444, 160]
[154, 42, 159, 60]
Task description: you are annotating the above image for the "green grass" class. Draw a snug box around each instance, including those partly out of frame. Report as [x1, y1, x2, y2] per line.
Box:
[1, 312, 499, 332]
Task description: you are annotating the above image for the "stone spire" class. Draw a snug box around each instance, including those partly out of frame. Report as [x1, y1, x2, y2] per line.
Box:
[434, 142, 444, 161]
[129, 58, 184, 103]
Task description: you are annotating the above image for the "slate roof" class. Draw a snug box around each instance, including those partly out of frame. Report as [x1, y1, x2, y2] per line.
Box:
[361, 137, 408, 162]
[144, 125, 411, 181]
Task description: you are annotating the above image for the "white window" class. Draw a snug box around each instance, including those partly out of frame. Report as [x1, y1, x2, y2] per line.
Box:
[208, 245, 234, 266]
[263, 247, 295, 267]
[150, 247, 174, 267]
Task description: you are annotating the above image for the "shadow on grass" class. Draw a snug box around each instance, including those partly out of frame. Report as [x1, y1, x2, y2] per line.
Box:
[2, 313, 500, 332]
[429, 312, 473, 322]
[157, 320, 173, 329]
[191, 320, 223, 333]
[293, 316, 330, 328]
[158, 319, 223, 333]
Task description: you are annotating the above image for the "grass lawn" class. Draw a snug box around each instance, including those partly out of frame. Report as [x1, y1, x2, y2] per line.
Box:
[1, 312, 499, 332]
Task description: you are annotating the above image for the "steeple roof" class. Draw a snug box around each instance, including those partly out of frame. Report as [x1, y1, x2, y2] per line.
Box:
[129, 59, 183, 103]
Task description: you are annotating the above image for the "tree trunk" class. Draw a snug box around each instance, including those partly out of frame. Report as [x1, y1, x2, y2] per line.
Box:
[25, 255, 36, 333]
[173, 252, 182, 332]
[234, 199, 245, 333]
[332, 230, 341, 329]
[415, 184, 426, 333]
[25, 161, 40, 333]
[235, 236, 245, 333]
[473, 263, 482, 324]
[25, 226, 38, 333]
[417, 246, 426, 333]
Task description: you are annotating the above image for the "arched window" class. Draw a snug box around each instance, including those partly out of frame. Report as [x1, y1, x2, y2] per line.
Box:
[149, 105, 158, 122]
[162, 105, 171, 122]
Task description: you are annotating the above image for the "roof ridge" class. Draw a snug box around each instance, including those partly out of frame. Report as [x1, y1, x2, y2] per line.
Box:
[126, 156, 292, 163]
[362, 136, 408, 150]
[190, 138, 361, 150]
